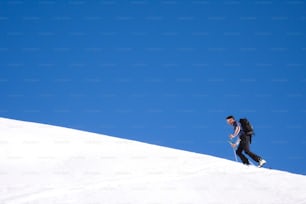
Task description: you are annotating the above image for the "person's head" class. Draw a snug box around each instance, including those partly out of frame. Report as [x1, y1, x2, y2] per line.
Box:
[226, 115, 235, 125]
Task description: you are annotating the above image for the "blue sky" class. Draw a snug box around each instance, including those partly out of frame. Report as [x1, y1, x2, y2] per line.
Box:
[1, 0, 306, 175]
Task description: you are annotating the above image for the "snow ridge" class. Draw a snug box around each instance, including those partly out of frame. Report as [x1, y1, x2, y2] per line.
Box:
[1, 118, 306, 204]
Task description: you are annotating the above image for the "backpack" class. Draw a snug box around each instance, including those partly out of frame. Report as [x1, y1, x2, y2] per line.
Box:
[239, 118, 254, 143]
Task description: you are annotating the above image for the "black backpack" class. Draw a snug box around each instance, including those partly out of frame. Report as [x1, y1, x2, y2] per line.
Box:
[239, 118, 254, 142]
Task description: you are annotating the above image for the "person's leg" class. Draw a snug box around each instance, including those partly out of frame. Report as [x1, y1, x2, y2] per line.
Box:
[243, 136, 262, 163]
[236, 141, 250, 165]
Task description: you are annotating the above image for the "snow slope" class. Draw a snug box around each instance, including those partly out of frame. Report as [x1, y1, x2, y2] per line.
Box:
[0, 118, 306, 204]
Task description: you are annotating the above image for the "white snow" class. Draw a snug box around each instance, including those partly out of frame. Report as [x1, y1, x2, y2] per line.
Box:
[1, 117, 306, 204]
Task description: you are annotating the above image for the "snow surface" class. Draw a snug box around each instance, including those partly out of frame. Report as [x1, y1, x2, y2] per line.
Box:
[1, 117, 306, 204]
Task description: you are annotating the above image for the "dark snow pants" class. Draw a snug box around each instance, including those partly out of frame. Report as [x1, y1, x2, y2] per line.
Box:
[236, 135, 262, 165]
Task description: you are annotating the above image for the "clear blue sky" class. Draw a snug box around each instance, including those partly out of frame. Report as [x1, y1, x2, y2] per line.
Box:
[1, 0, 306, 175]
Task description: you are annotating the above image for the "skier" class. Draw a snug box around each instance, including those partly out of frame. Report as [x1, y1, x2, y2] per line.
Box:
[226, 115, 266, 167]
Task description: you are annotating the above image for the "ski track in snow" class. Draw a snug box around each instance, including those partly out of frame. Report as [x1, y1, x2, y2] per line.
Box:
[1, 118, 306, 204]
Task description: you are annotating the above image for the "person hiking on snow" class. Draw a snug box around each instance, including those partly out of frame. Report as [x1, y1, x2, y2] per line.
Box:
[226, 115, 266, 167]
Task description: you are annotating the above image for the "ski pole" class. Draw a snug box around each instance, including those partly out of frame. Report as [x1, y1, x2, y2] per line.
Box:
[228, 141, 238, 162]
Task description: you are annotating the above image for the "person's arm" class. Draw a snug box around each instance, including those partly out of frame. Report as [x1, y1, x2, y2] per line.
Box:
[230, 124, 240, 139]
[230, 123, 241, 148]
